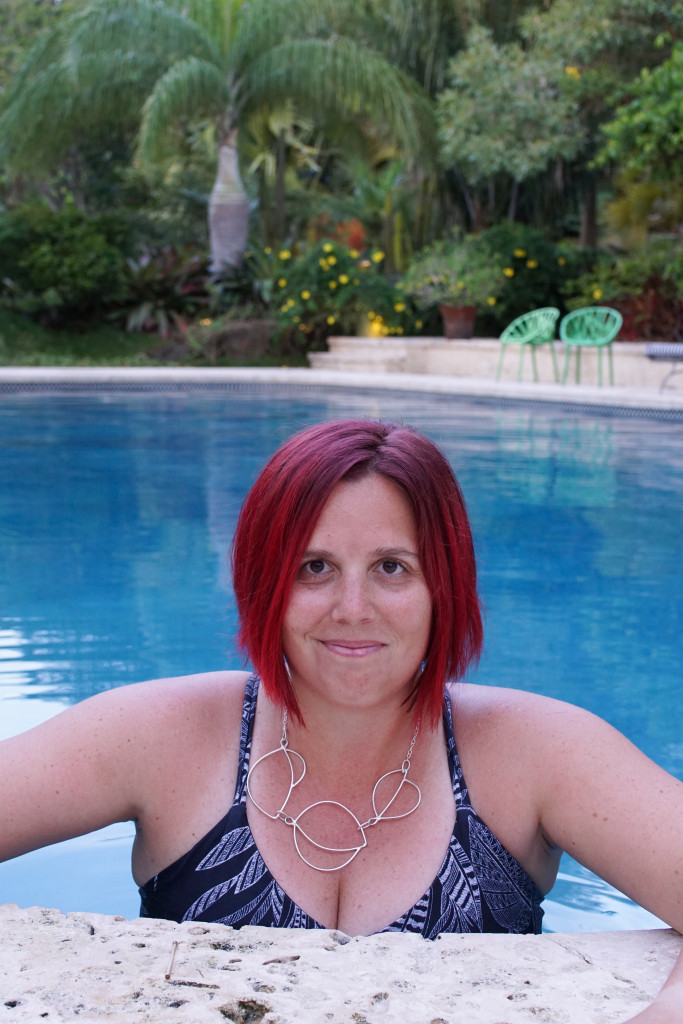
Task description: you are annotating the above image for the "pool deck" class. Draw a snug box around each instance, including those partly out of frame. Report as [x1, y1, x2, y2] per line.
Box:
[2, 361, 682, 1020]
[1, 363, 683, 413]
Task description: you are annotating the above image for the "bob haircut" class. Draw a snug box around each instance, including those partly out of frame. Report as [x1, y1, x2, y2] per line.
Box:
[231, 419, 483, 727]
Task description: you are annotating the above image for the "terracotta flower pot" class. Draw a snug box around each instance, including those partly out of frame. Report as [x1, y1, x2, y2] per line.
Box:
[439, 304, 477, 339]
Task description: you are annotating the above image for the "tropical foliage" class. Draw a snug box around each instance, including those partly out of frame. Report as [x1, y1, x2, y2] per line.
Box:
[401, 235, 503, 311]
[273, 240, 417, 347]
[0, 0, 435, 269]
[2, 0, 683, 355]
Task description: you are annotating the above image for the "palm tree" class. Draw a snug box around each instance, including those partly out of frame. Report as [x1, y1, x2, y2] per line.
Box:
[0, 0, 435, 270]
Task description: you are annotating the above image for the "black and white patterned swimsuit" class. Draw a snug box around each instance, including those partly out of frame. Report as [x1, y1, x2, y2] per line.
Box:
[139, 675, 544, 936]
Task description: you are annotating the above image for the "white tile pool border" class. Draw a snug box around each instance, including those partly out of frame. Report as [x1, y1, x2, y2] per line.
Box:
[2, 365, 683, 417]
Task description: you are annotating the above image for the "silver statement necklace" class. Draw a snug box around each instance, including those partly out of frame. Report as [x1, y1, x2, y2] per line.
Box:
[246, 710, 422, 872]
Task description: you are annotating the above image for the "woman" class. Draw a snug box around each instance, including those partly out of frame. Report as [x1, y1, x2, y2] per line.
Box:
[1, 419, 681, 1019]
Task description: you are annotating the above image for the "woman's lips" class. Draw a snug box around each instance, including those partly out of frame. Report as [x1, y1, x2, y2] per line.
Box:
[321, 640, 384, 657]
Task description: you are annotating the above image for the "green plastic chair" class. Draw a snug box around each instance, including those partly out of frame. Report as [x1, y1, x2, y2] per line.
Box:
[496, 307, 560, 382]
[560, 306, 623, 386]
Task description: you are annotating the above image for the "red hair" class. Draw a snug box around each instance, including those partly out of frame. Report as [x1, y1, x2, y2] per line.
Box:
[231, 419, 483, 726]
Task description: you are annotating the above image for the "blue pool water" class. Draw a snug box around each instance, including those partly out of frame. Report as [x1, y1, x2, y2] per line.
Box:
[1, 385, 681, 932]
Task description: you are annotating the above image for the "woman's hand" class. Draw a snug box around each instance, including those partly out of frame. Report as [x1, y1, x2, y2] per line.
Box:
[625, 986, 683, 1022]
[624, 944, 683, 1023]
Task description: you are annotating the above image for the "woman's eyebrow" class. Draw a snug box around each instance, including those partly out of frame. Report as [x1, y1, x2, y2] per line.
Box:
[371, 547, 420, 558]
[299, 547, 420, 560]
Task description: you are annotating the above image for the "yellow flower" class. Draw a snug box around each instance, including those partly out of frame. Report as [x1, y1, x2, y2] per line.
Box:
[565, 65, 581, 79]
[349, 248, 360, 259]
[327, 255, 337, 265]
[416, 320, 423, 328]
[339, 274, 349, 285]
[514, 248, 526, 258]
[319, 258, 329, 270]
[487, 297, 497, 306]
[200, 318, 213, 326]
[293, 316, 300, 322]
[593, 288, 603, 299]
[526, 259, 538, 269]
[371, 250, 385, 263]
[301, 290, 311, 300]
[368, 310, 375, 319]
[323, 242, 334, 253]
[394, 302, 406, 312]
[278, 249, 291, 260]
[329, 280, 337, 289]
[327, 315, 336, 325]
[456, 280, 464, 289]
[277, 277, 287, 287]
[264, 246, 272, 254]
[558, 257, 566, 266]
[503, 267, 515, 278]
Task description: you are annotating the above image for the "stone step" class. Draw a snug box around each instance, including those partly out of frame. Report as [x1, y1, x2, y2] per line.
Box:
[309, 336, 671, 389]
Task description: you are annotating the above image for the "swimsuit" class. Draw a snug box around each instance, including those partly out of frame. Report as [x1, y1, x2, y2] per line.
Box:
[139, 675, 544, 936]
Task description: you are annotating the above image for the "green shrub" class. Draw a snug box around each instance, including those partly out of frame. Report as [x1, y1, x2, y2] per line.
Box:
[400, 234, 503, 312]
[563, 239, 683, 339]
[116, 245, 210, 338]
[475, 222, 583, 327]
[0, 202, 133, 326]
[273, 240, 418, 348]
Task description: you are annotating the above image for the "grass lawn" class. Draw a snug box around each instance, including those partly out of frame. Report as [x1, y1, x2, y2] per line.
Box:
[0, 311, 308, 367]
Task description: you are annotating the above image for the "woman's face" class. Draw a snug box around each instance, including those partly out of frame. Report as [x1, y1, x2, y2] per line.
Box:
[282, 473, 433, 713]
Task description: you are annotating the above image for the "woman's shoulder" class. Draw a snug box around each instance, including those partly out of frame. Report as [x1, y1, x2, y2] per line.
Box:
[97, 669, 253, 755]
[445, 682, 616, 784]
[447, 681, 595, 731]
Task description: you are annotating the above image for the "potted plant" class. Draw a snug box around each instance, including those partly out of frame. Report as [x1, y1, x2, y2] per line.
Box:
[401, 235, 503, 338]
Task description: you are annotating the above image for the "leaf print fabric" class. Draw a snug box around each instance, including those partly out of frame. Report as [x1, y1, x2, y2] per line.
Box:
[139, 677, 544, 937]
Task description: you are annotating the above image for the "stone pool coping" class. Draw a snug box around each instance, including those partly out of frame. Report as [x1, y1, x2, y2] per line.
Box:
[0, 905, 680, 1022]
[1, 364, 683, 413]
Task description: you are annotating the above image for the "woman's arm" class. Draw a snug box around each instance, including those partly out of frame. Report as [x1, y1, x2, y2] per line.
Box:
[533, 701, 683, 1022]
[626, 948, 683, 1022]
[0, 671, 246, 869]
[536, 702, 683, 936]
[454, 684, 682, 1022]
[0, 684, 147, 862]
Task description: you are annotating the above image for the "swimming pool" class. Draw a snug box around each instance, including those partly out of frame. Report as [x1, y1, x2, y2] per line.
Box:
[1, 384, 681, 932]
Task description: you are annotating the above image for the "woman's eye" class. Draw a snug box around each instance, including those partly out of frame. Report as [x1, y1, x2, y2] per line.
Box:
[304, 559, 328, 575]
[380, 560, 404, 575]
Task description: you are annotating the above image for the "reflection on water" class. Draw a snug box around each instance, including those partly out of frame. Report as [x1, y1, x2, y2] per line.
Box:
[0, 388, 681, 931]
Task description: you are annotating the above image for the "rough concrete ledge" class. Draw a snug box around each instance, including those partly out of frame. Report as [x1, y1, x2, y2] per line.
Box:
[0, 905, 679, 1023]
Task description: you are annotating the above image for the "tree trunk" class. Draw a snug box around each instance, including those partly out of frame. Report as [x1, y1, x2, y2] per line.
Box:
[208, 131, 249, 272]
[507, 179, 519, 221]
[273, 128, 286, 244]
[579, 174, 598, 248]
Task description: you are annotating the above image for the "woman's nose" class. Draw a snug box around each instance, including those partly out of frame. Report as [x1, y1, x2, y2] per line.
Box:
[330, 573, 374, 622]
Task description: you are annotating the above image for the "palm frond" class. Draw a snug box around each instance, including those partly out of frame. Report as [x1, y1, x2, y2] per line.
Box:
[241, 37, 436, 166]
[64, 0, 225, 77]
[163, 0, 246, 56]
[136, 56, 232, 166]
